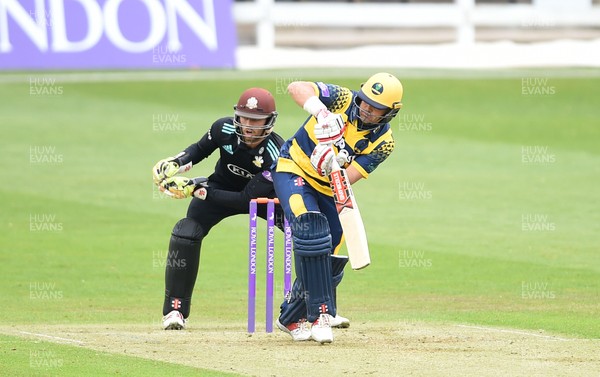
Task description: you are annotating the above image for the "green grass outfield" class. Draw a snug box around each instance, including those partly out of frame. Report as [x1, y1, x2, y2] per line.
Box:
[0, 68, 598, 376]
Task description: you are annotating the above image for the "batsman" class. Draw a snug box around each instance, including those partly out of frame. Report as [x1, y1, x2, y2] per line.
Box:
[273, 73, 403, 343]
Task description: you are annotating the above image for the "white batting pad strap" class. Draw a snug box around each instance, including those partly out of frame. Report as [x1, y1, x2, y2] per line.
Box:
[303, 96, 327, 117]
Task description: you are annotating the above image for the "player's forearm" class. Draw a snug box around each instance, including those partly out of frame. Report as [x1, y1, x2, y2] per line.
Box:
[346, 165, 364, 185]
[182, 134, 217, 165]
[206, 173, 275, 210]
[288, 82, 324, 116]
[205, 188, 247, 211]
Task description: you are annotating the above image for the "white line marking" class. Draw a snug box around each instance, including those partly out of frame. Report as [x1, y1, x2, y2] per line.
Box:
[19, 331, 84, 345]
[1, 67, 599, 84]
[455, 325, 573, 341]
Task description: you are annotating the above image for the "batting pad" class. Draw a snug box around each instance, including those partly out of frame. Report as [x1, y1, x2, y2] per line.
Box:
[291, 212, 336, 322]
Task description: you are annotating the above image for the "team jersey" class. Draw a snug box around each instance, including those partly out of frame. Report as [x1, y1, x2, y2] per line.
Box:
[183, 117, 284, 192]
[276, 82, 395, 196]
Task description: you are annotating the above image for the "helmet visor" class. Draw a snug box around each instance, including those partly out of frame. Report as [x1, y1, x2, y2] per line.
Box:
[234, 112, 278, 144]
[353, 96, 392, 128]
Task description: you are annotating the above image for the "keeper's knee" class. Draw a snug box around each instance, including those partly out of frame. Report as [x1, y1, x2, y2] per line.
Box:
[171, 218, 204, 244]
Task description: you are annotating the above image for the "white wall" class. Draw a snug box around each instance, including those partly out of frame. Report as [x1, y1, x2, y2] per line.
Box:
[233, 0, 600, 49]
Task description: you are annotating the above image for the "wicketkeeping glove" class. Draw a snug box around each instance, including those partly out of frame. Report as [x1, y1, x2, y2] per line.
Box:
[310, 144, 335, 177]
[152, 156, 192, 185]
[314, 109, 345, 144]
[160, 176, 209, 199]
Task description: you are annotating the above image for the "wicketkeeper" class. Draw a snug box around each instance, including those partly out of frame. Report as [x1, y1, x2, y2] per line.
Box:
[152, 88, 285, 330]
[273, 73, 403, 343]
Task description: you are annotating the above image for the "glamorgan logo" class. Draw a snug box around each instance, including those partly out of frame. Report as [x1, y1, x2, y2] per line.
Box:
[0, 0, 219, 53]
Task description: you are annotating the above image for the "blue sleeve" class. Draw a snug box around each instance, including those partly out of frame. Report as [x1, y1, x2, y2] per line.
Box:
[353, 131, 395, 175]
[314, 82, 353, 113]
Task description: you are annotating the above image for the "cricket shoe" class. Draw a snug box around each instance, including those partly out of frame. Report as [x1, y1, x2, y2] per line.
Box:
[311, 314, 333, 344]
[276, 318, 311, 341]
[162, 310, 186, 330]
[329, 314, 350, 328]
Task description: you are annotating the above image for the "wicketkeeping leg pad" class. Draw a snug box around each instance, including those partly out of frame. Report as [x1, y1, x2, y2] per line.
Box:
[291, 212, 336, 322]
[163, 218, 205, 318]
[171, 217, 204, 244]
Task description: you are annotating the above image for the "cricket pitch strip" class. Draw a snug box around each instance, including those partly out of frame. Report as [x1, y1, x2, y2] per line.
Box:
[2, 321, 598, 376]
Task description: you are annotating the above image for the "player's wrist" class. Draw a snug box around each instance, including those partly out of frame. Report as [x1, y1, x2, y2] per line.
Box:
[303, 96, 327, 117]
[173, 151, 192, 170]
[193, 187, 208, 200]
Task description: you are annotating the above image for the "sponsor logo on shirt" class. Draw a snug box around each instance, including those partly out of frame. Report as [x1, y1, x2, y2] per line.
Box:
[227, 164, 254, 179]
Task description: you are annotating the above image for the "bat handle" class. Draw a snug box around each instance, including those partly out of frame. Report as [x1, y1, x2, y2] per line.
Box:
[330, 154, 341, 172]
[319, 141, 342, 172]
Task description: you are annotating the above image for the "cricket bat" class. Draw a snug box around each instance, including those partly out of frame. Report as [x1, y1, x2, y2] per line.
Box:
[329, 159, 371, 270]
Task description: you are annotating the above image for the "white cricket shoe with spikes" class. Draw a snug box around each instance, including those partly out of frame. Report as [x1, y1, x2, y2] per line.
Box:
[163, 310, 186, 330]
[311, 313, 333, 344]
[276, 318, 312, 341]
[329, 314, 350, 328]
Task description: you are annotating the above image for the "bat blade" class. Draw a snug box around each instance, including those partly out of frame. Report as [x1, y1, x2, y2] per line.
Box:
[329, 164, 371, 270]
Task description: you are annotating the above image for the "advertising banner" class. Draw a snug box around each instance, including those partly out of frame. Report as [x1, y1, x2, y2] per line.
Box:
[0, 0, 237, 69]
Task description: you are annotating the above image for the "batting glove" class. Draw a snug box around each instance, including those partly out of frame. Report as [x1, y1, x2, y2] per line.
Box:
[310, 144, 335, 177]
[335, 149, 351, 168]
[152, 156, 192, 185]
[314, 109, 345, 144]
[160, 176, 208, 199]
